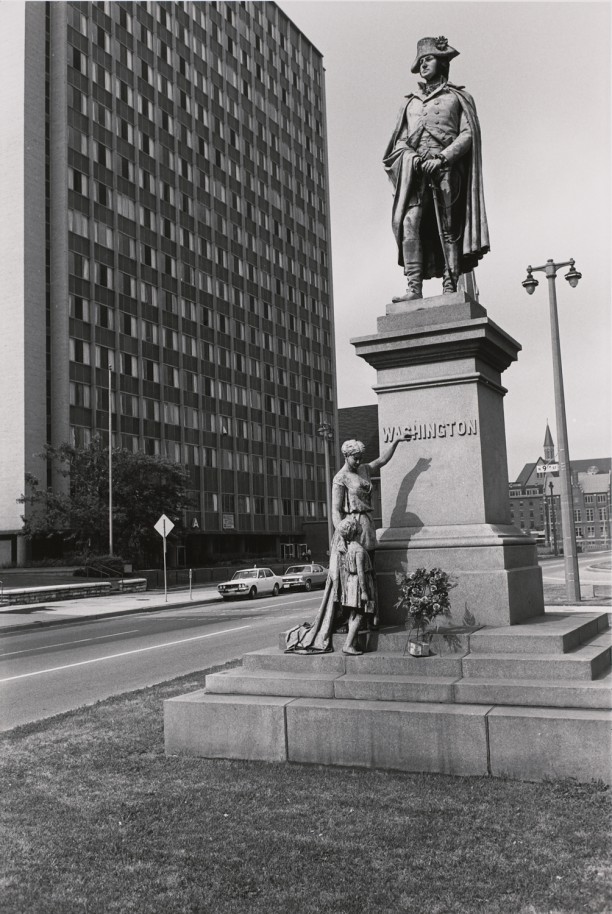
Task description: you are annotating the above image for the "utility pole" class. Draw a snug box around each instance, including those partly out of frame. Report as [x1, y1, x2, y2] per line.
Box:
[522, 258, 582, 600]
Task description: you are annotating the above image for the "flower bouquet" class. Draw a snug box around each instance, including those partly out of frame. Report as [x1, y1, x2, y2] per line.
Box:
[395, 566, 455, 656]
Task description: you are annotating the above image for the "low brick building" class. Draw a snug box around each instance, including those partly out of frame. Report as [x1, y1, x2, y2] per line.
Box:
[509, 424, 610, 552]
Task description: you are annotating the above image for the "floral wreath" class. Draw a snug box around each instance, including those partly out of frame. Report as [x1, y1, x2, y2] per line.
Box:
[395, 566, 455, 639]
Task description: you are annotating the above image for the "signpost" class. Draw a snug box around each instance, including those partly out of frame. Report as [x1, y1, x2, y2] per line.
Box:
[537, 462, 559, 475]
[154, 514, 175, 602]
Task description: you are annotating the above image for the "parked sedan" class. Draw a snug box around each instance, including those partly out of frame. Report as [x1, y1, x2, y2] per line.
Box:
[217, 568, 283, 600]
[281, 563, 328, 592]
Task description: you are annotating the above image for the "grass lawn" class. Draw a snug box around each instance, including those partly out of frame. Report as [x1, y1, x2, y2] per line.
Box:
[1, 663, 610, 914]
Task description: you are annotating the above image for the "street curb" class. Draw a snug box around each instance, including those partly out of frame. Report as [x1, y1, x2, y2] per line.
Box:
[0, 595, 224, 636]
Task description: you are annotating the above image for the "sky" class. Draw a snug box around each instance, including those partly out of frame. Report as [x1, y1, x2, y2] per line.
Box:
[278, 0, 611, 480]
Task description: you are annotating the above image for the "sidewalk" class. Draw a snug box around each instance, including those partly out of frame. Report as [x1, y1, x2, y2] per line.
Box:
[0, 584, 224, 635]
[0, 582, 609, 636]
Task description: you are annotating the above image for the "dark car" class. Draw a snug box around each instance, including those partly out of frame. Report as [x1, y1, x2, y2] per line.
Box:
[281, 564, 328, 592]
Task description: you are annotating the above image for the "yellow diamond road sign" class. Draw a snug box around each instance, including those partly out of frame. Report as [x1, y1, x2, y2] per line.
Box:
[154, 514, 175, 538]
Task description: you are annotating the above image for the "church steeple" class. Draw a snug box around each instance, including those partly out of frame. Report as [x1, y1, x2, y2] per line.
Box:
[543, 421, 555, 462]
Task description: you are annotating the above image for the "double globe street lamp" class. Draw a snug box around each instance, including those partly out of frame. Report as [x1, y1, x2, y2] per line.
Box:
[522, 258, 582, 602]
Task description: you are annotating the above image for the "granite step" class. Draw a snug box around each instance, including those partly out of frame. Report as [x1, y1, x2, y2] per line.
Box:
[164, 690, 612, 783]
[244, 646, 464, 677]
[454, 671, 612, 710]
[207, 662, 610, 710]
[469, 612, 609, 655]
[206, 668, 342, 699]
[334, 673, 459, 703]
[462, 634, 611, 682]
[206, 666, 460, 703]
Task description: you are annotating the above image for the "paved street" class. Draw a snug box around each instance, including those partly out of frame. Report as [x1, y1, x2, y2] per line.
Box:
[0, 590, 318, 731]
[539, 550, 611, 604]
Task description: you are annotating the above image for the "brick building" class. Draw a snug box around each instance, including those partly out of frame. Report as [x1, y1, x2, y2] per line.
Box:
[509, 424, 611, 552]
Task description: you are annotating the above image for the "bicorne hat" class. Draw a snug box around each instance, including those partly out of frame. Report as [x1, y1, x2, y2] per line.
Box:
[410, 36, 459, 73]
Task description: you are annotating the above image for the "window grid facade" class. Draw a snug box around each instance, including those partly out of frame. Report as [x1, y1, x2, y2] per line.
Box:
[58, 0, 338, 560]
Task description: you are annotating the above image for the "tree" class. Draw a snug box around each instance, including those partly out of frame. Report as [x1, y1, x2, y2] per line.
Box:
[19, 437, 192, 566]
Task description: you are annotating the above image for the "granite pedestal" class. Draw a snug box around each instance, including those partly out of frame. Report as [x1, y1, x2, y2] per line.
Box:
[351, 292, 544, 627]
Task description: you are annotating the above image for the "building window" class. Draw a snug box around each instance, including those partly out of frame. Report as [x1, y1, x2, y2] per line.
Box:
[575, 526, 583, 539]
[72, 48, 87, 75]
[69, 168, 88, 196]
[219, 450, 234, 470]
[69, 296, 90, 321]
[142, 321, 158, 344]
[237, 496, 251, 514]
[69, 382, 91, 408]
[120, 394, 139, 417]
[204, 493, 218, 512]
[144, 439, 160, 456]
[71, 426, 92, 447]
[95, 263, 113, 288]
[585, 495, 595, 504]
[586, 508, 594, 522]
[142, 360, 160, 383]
[94, 223, 113, 248]
[586, 526, 595, 538]
[597, 494, 607, 504]
[142, 399, 159, 421]
[69, 340, 90, 365]
[120, 353, 137, 377]
[118, 6, 132, 31]
[69, 253, 89, 280]
[120, 274, 136, 297]
[222, 494, 235, 514]
[163, 403, 180, 425]
[164, 366, 179, 387]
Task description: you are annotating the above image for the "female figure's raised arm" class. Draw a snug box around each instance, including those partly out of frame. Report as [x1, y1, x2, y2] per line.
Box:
[368, 435, 409, 473]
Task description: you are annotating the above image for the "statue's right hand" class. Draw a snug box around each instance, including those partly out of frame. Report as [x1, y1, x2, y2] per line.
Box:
[413, 156, 422, 172]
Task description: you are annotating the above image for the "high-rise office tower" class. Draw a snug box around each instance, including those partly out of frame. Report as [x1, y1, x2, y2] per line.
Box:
[0, 1, 337, 566]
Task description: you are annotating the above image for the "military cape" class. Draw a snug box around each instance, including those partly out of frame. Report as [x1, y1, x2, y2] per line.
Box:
[383, 83, 490, 278]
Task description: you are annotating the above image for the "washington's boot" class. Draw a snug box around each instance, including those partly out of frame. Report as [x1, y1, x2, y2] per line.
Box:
[442, 245, 460, 294]
[392, 263, 423, 302]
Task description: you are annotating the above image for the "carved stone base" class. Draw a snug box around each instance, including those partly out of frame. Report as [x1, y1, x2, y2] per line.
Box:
[375, 524, 545, 627]
[352, 293, 544, 628]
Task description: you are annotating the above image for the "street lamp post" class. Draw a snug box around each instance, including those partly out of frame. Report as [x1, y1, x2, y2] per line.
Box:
[317, 421, 335, 550]
[522, 258, 581, 601]
[108, 360, 114, 556]
[548, 481, 558, 557]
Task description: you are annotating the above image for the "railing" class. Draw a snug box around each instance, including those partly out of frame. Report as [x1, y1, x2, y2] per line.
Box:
[76, 561, 130, 587]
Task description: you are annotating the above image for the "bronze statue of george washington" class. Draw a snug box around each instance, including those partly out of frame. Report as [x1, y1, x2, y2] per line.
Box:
[383, 36, 490, 302]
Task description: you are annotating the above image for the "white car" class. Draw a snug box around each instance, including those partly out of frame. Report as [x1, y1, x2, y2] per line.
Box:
[281, 563, 329, 592]
[217, 568, 283, 600]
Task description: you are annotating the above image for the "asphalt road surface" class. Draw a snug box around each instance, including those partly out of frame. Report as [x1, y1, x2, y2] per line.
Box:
[0, 590, 319, 731]
[539, 550, 610, 587]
